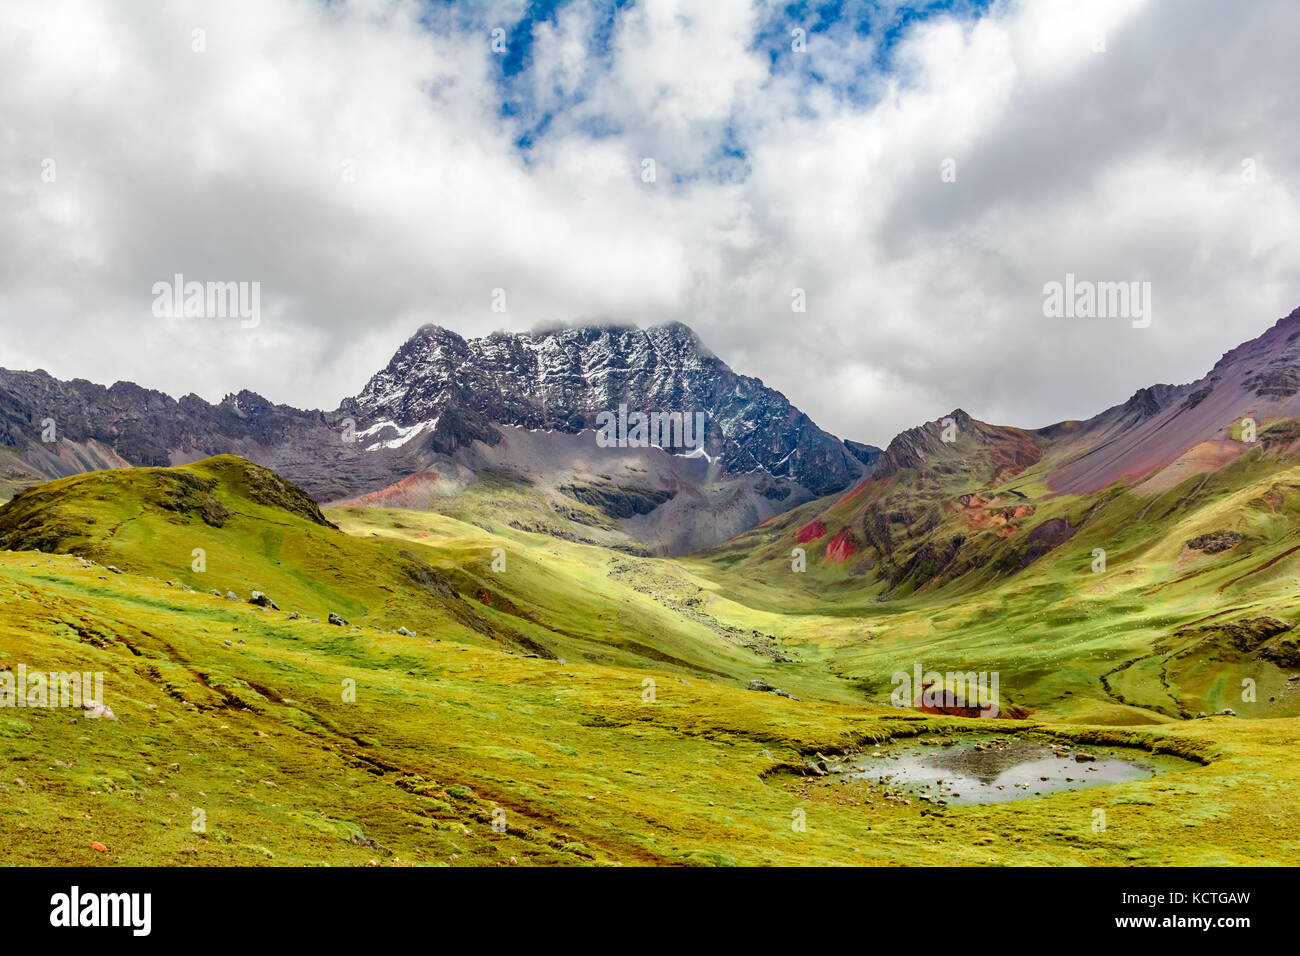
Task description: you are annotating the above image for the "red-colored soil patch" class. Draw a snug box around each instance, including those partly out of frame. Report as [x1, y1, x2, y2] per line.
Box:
[796, 519, 827, 543]
[834, 478, 872, 506]
[824, 528, 860, 563]
[914, 695, 1030, 719]
[333, 471, 443, 509]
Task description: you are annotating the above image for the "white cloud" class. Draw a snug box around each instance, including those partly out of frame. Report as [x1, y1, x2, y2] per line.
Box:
[1, 0, 1297, 446]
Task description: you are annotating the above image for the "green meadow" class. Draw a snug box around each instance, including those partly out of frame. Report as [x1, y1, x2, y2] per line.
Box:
[1, 456, 1298, 865]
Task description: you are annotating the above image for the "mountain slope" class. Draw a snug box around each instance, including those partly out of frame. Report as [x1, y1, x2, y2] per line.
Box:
[1045, 306, 1300, 494]
[341, 322, 872, 494]
[0, 322, 879, 555]
[0, 455, 846, 683]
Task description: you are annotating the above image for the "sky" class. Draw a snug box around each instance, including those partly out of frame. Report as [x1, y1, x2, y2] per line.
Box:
[1, 0, 1297, 447]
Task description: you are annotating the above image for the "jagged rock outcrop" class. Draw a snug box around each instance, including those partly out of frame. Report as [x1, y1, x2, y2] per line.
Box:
[338, 322, 875, 496]
[0, 322, 881, 554]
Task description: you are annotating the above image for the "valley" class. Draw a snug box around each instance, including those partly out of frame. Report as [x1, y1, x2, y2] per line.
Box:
[5, 310, 1300, 866]
[1, 449, 1299, 865]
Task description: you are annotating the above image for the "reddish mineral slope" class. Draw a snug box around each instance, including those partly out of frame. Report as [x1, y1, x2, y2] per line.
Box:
[731, 305, 1300, 589]
[1045, 306, 1300, 494]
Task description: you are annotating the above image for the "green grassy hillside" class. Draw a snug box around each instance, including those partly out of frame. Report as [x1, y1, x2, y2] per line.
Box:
[1, 456, 1299, 865]
[689, 432, 1300, 722]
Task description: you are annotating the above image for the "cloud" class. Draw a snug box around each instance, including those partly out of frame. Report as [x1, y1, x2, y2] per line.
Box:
[1, 0, 1297, 446]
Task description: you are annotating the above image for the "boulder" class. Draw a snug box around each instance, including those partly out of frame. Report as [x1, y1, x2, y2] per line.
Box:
[249, 591, 279, 610]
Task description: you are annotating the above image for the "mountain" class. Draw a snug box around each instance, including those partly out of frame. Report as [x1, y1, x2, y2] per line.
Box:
[340, 322, 873, 494]
[703, 305, 1300, 600]
[6, 316, 1300, 866]
[0, 322, 880, 555]
[690, 305, 1300, 730]
[1045, 306, 1300, 495]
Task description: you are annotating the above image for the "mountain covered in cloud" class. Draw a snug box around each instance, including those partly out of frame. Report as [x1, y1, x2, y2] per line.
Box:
[341, 322, 877, 495]
[0, 321, 880, 555]
[10, 308, 1300, 560]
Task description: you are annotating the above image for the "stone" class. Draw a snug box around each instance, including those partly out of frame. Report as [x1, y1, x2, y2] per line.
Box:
[249, 591, 279, 610]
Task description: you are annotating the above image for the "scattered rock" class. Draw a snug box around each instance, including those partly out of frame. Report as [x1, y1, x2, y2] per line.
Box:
[82, 701, 117, 721]
[224, 591, 239, 601]
[328, 613, 348, 627]
[106, 566, 123, 575]
[249, 591, 279, 610]
[349, 832, 391, 855]
[1073, 752, 1096, 763]
[1185, 531, 1244, 554]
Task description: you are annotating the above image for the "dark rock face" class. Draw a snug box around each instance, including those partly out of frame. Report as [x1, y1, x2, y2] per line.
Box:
[339, 323, 877, 496]
[1247, 366, 1300, 399]
[1173, 616, 1300, 669]
[1186, 531, 1244, 554]
[558, 481, 674, 519]
[0, 370, 327, 463]
[1176, 616, 1293, 653]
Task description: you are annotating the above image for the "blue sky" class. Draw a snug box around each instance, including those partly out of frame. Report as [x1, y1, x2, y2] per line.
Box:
[482, 1, 1000, 160]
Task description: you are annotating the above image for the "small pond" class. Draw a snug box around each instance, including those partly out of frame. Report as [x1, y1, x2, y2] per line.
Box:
[835, 735, 1195, 806]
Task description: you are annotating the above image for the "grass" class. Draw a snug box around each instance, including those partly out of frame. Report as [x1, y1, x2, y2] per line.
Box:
[1, 455, 1299, 865]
